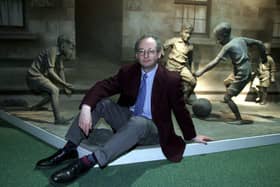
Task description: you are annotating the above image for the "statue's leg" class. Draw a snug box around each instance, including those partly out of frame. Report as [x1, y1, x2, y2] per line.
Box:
[182, 81, 195, 104]
[27, 76, 51, 110]
[47, 85, 64, 123]
[225, 64, 252, 124]
[223, 73, 234, 88]
[256, 89, 261, 103]
[180, 67, 197, 105]
[35, 78, 66, 123]
[224, 94, 242, 121]
[260, 87, 267, 105]
[224, 93, 253, 125]
[30, 94, 50, 110]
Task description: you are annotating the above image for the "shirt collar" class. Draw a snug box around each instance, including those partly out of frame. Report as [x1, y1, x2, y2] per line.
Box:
[141, 64, 158, 79]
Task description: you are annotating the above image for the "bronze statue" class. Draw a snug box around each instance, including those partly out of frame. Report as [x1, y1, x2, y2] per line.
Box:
[26, 34, 74, 124]
[251, 42, 276, 105]
[195, 22, 267, 124]
[162, 24, 196, 104]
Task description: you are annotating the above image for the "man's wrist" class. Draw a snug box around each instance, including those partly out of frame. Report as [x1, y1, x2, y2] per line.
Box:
[81, 104, 91, 111]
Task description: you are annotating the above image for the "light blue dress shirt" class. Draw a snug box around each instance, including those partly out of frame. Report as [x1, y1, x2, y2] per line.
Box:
[131, 64, 158, 119]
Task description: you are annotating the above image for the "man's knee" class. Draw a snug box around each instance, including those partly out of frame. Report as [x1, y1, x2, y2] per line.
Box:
[96, 99, 113, 109]
[127, 117, 150, 138]
[94, 99, 117, 115]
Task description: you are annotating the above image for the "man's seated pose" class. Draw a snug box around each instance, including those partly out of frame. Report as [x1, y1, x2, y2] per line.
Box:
[36, 34, 212, 184]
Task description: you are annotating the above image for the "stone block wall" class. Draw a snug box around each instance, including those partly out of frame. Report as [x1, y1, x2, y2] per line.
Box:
[121, 0, 280, 94]
[0, 0, 75, 65]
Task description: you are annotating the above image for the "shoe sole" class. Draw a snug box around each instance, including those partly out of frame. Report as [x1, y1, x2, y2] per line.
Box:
[49, 169, 90, 186]
[35, 158, 78, 170]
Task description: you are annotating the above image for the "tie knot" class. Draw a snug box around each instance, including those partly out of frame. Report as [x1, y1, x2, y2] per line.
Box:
[143, 73, 148, 80]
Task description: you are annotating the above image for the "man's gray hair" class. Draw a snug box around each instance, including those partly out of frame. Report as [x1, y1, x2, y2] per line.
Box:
[134, 34, 162, 52]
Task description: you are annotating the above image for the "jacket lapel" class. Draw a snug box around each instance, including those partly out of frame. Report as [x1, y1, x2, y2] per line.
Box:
[151, 65, 165, 117]
[130, 63, 142, 103]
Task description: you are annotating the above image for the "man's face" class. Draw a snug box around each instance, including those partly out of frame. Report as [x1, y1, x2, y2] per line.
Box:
[135, 37, 161, 71]
[181, 29, 191, 42]
[60, 41, 74, 60]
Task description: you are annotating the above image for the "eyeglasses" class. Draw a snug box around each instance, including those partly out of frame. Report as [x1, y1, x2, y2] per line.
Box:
[136, 49, 157, 56]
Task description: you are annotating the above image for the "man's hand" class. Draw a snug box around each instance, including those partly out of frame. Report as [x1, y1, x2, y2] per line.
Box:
[78, 105, 92, 136]
[192, 135, 214, 145]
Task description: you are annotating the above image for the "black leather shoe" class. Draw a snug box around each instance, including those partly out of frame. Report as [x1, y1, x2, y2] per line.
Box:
[50, 159, 91, 184]
[36, 149, 78, 169]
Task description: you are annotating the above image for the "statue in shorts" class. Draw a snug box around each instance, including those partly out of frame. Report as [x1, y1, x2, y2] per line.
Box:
[26, 35, 74, 124]
[251, 42, 276, 105]
[195, 22, 267, 124]
[163, 24, 196, 104]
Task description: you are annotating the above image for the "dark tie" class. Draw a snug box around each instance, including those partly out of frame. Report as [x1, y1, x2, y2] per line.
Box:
[134, 73, 148, 116]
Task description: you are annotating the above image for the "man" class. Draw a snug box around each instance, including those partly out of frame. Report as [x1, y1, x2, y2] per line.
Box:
[251, 42, 276, 105]
[163, 24, 196, 104]
[26, 34, 74, 124]
[195, 22, 267, 124]
[36, 35, 212, 184]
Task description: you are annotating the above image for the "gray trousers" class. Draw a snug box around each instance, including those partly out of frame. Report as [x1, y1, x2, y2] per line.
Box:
[65, 99, 159, 167]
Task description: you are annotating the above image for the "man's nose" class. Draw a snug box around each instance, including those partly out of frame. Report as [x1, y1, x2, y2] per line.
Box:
[144, 51, 149, 58]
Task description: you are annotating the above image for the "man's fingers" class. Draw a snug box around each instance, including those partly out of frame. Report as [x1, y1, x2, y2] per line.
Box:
[204, 136, 214, 141]
[199, 140, 208, 145]
[85, 125, 89, 136]
[201, 136, 214, 144]
[193, 135, 214, 145]
[79, 121, 88, 136]
[84, 122, 90, 136]
[78, 107, 92, 136]
[80, 121, 92, 136]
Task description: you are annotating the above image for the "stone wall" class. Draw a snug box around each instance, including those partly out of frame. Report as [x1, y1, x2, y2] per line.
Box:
[0, 0, 75, 65]
[0, 0, 279, 96]
[122, 0, 280, 94]
[75, 0, 123, 60]
[122, 0, 279, 59]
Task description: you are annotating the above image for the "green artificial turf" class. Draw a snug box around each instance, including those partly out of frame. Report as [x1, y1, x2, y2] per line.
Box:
[1, 119, 280, 187]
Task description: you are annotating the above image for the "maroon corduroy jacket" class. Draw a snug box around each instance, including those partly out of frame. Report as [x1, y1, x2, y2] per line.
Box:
[81, 62, 197, 162]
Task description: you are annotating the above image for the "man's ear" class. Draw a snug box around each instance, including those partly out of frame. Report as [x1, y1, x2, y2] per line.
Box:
[158, 47, 163, 58]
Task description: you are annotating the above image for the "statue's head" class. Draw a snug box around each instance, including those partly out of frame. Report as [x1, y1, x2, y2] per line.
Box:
[181, 23, 193, 42]
[264, 42, 271, 55]
[213, 22, 231, 45]
[57, 34, 75, 60]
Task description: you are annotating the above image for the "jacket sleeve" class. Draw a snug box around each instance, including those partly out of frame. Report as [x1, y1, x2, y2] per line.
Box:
[80, 70, 122, 110]
[169, 74, 197, 140]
